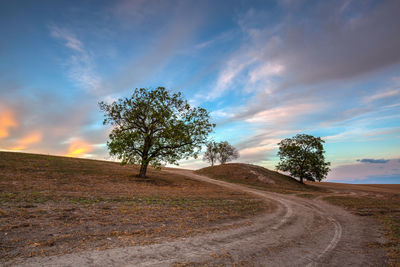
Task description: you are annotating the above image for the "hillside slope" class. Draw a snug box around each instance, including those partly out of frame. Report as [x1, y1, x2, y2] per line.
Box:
[0, 152, 266, 261]
[196, 163, 323, 192]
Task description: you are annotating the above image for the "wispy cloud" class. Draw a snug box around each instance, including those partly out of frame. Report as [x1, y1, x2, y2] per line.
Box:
[49, 25, 101, 94]
[233, 130, 294, 164]
[0, 108, 17, 139]
[194, 30, 236, 50]
[324, 126, 400, 143]
[66, 138, 93, 157]
[246, 102, 322, 125]
[214, 59, 251, 96]
[211, 0, 400, 122]
[102, 0, 204, 95]
[10, 131, 42, 150]
[0, 78, 101, 157]
[50, 26, 84, 52]
[364, 89, 400, 103]
[249, 62, 285, 83]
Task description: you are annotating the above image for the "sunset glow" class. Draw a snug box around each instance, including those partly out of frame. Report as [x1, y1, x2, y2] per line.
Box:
[10, 132, 42, 150]
[1, 0, 399, 183]
[66, 140, 93, 157]
[0, 110, 17, 139]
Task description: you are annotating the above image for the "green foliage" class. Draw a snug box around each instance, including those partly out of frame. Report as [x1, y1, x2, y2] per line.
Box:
[203, 141, 239, 165]
[217, 141, 239, 164]
[99, 87, 215, 177]
[276, 134, 330, 183]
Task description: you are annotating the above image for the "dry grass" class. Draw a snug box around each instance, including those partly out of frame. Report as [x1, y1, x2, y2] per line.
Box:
[196, 163, 327, 193]
[323, 193, 400, 265]
[0, 152, 267, 261]
[197, 163, 400, 265]
[309, 182, 400, 195]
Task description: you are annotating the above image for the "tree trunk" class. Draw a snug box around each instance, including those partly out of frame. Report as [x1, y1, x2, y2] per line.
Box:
[299, 176, 304, 183]
[139, 161, 149, 178]
[139, 138, 151, 178]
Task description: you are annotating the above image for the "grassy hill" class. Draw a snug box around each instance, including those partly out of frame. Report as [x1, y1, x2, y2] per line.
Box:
[0, 152, 266, 261]
[196, 163, 325, 193]
[197, 163, 400, 263]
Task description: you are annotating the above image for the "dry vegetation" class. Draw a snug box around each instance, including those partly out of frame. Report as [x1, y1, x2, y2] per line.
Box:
[0, 152, 266, 261]
[198, 163, 400, 265]
[196, 163, 326, 193]
[320, 188, 400, 265]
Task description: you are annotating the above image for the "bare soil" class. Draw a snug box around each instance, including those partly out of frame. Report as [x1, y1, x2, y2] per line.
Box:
[310, 181, 400, 265]
[196, 163, 327, 194]
[0, 152, 266, 262]
[6, 168, 388, 266]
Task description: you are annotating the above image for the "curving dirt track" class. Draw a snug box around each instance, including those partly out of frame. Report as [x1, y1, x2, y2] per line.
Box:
[7, 170, 386, 266]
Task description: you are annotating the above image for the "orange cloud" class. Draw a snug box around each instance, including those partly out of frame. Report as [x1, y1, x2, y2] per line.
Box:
[0, 110, 17, 139]
[66, 139, 93, 157]
[10, 132, 42, 150]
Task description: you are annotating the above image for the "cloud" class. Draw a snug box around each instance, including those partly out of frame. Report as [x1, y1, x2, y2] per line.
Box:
[249, 62, 285, 83]
[246, 102, 323, 125]
[364, 89, 400, 103]
[233, 130, 293, 164]
[238, 142, 278, 164]
[363, 127, 400, 137]
[49, 25, 101, 94]
[9, 131, 42, 150]
[357, 158, 389, 164]
[328, 158, 400, 181]
[210, 0, 400, 123]
[324, 125, 400, 143]
[66, 139, 94, 157]
[0, 79, 102, 157]
[50, 26, 84, 52]
[211, 109, 233, 119]
[102, 1, 204, 95]
[0, 108, 17, 139]
[194, 29, 236, 51]
[269, 0, 400, 90]
[110, 0, 172, 28]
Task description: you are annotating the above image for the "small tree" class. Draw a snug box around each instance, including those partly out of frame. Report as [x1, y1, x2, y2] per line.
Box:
[276, 134, 330, 183]
[99, 87, 215, 177]
[217, 141, 239, 164]
[203, 141, 219, 166]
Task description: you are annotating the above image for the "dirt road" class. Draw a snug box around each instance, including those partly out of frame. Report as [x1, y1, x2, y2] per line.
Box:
[8, 170, 386, 266]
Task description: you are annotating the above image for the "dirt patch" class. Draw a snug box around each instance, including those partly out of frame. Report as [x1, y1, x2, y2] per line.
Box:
[7, 170, 387, 266]
[196, 163, 328, 194]
[308, 182, 400, 195]
[323, 194, 400, 265]
[0, 152, 267, 261]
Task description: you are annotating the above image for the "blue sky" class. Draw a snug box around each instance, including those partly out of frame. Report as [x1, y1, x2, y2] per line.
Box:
[1, 0, 399, 183]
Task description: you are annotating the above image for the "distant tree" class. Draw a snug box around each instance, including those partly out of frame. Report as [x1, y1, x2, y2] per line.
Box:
[99, 87, 215, 178]
[203, 141, 219, 166]
[276, 134, 330, 183]
[217, 141, 239, 164]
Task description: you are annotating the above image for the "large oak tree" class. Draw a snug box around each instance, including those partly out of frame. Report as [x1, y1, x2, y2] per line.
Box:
[99, 87, 215, 177]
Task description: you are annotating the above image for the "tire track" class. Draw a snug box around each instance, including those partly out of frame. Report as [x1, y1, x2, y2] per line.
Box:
[168, 170, 343, 265]
[8, 170, 385, 267]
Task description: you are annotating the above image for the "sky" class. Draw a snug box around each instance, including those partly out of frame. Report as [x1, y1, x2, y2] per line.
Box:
[0, 0, 399, 184]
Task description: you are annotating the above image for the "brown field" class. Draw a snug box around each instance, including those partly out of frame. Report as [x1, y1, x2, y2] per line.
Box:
[311, 182, 400, 265]
[198, 164, 400, 265]
[309, 181, 400, 195]
[196, 163, 327, 193]
[0, 152, 267, 261]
